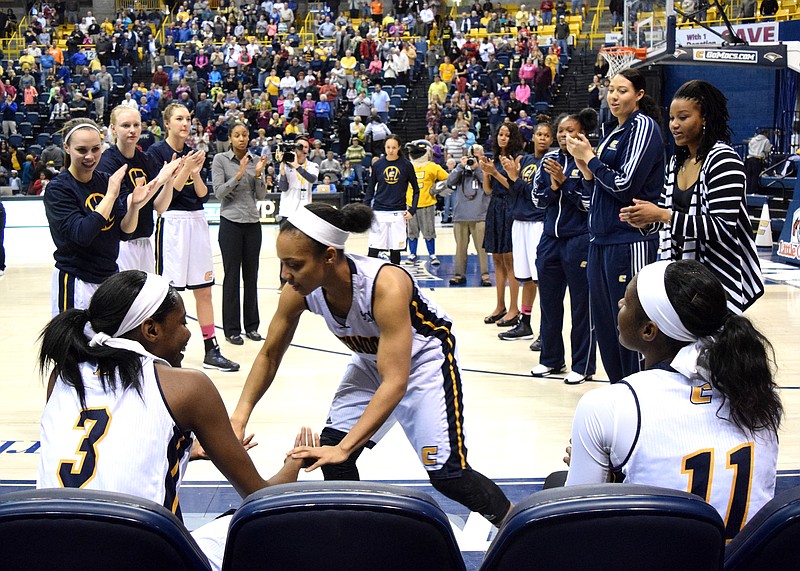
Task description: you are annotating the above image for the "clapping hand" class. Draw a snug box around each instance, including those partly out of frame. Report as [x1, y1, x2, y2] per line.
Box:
[500, 155, 519, 179]
[107, 163, 129, 199]
[543, 157, 566, 188]
[565, 133, 595, 163]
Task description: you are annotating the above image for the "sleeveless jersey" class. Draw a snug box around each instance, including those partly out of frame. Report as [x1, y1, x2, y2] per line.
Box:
[37, 357, 194, 518]
[619, 368, 778, 539]
[304, 254, 453, 365]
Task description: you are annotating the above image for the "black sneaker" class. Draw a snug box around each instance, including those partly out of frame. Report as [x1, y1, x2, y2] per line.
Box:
[529, 335, 542, 351]
[498, 321, 534, 340]
[203, 348, 240, 372]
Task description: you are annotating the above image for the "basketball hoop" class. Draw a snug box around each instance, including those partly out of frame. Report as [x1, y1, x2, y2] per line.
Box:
[599, 46, 648, 77]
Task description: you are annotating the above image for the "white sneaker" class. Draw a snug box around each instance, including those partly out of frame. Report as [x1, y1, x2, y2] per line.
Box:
[429, 255, 440, 265]
[530, 364, 566, 377]
[564, 371, 592, 385]
[403, 254, 417, 265]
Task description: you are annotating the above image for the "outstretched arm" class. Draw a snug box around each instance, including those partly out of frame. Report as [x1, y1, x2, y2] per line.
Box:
[230, 287, 307, 440]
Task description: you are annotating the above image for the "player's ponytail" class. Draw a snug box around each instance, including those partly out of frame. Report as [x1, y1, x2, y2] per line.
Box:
[617, 68, 663, 126]
[38, 308, 96, 408]
[704, 315, 781, 435]
[664, 261, 782, 435]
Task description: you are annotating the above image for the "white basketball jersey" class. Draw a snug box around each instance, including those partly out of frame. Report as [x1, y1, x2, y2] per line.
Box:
[619, 368, 778, 538]
[305, 254, 453, 365]
[37, 358, 194, 517]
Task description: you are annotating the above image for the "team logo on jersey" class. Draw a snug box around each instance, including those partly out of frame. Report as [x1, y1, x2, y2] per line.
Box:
[85, 193, 114, 231]
[571, 169, 580, 178]
[521, 163, 537, 184]
[383, 165, 401, 185]
[609, 140, 619, 150]
[690, 382, 713, 405]
[127, 167, 148, 188]
[421, 446, 438, 466]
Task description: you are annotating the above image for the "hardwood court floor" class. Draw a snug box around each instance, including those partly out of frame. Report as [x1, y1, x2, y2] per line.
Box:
[1, 221, 799, 501]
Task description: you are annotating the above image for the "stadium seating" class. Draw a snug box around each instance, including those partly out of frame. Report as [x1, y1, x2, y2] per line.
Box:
[0, 488, 211, 571]
[222, 481, 466, 571]
[725, 485, 800, 571]
[479, 483, 726, 571]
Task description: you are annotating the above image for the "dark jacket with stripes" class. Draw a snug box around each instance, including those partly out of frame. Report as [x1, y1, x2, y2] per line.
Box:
[587, 110, 665, 244]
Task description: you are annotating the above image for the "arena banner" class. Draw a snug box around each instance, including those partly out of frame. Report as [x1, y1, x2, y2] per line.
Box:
[670, 44, 787, 67]
[675, 21, 779, 46]
[776, 176, 800, 267]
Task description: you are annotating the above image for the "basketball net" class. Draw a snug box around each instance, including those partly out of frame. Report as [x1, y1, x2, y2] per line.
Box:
[600, 47, 640, 77]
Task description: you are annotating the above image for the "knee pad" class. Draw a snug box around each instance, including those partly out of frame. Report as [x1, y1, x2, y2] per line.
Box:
[430, 469, 511, 526]
[319, 427, 366, 481]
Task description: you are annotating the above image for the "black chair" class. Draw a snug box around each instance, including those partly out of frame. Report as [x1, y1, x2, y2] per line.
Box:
[36, 132, 51, 147]
[15, 111, 26, 124]
[17, 122, 34, 142]
[479, 484, 726, 571]
[8, 133, 23, 149]
[0, 488, 211, 571]
[725, 485, 800, 571]
[26, 144, 43, 157]
[222, 481, 466, 571]
[27, 111, 40, 125]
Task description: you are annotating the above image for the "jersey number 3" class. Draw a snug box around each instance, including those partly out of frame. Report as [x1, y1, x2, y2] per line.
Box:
[682, 443, 753, 540]
[58, 408, 112, 488]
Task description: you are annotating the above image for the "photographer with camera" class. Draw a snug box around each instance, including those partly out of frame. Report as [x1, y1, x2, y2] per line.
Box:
[277, 136, 319, 221]
[446, 146, 492, 286]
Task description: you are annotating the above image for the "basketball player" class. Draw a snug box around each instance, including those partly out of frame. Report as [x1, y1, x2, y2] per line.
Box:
[498, 121, 554, 344]
[98, 105, 183, 272]
[364, 135, 420, 265]
[44, 118, 159, 316]
[529, 110, 597, 385]
[566, 68, 664, 383]
[231, 203, 512, 526]
[565, 260, 781, 540]
[147, 103, 239, 372]
[37, 270, 316, 571]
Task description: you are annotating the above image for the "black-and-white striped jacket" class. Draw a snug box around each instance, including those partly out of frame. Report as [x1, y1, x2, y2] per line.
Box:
[659, 142, 764, 313]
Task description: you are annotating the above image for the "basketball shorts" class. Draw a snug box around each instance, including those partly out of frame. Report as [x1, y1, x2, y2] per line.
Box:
[51, 269, 101, 317]
[368, 210, 407, 251]
[190, 514, 231, 571]
[512, 219, 544, 282]
[155, 210, 214, 290]
[324, 353, 469, 478]
[117, 237, 155, 273]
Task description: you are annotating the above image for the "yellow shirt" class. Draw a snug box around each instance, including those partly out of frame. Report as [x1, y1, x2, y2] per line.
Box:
[266, 75, 280, 96]
[428, 81, 448, 103]
[341, 55, 357, 74]
[439, 62, 455, 82]
[19, 54, 36, 71]
[408, 162, 449, 209]
[102, 21, 114, 35]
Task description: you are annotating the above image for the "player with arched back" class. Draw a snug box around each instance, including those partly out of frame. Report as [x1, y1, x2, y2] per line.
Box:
[231, 202, 512, 526]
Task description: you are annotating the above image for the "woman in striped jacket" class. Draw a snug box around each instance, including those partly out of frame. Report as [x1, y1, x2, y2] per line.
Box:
[620, 80, 764, 314]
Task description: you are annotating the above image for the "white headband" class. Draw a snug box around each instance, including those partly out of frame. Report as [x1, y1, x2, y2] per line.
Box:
[289, 206, 349, 249]
[636, 261, 697, 343]
[64, 123, 102, 145]
[89, 273, 171, 351]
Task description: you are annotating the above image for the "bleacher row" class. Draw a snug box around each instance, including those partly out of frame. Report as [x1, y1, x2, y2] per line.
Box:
[1, 481, 798, 570]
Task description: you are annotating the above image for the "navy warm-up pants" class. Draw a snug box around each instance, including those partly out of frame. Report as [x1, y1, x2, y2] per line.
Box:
[536, 233, 596, 376]
[587, 239, 656, 383]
